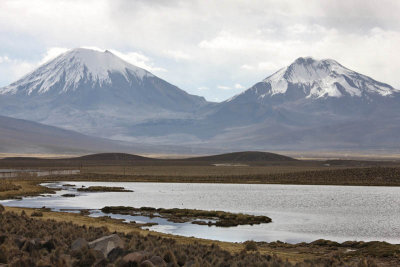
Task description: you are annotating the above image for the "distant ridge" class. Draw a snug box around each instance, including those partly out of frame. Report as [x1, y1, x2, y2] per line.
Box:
[186, 151, 296, 162]
[0, 115, 139, 154]
[2, 151, 295, 162]
[72, 153, 152, 161]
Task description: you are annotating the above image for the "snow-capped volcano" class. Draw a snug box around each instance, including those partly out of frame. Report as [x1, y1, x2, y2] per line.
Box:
[1, 48, 153, 95]
[0, 52, 399, 152]
[230, 57, 398, 103]
[0, 48, 208, 139]
[202, 57, 400, 150]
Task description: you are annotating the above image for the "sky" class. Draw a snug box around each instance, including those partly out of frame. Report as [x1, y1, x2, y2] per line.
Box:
[0, 0, 399, 102]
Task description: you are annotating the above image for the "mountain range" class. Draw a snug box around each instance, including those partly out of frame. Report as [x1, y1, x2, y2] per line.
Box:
[0, 48, 399, 153]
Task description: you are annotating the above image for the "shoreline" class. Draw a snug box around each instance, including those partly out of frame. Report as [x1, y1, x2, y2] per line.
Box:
[2, 178, 400, 265]
[2, 206, 400, 266]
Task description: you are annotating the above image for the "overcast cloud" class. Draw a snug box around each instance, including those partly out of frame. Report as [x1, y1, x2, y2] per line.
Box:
[0, 0, 399, 101]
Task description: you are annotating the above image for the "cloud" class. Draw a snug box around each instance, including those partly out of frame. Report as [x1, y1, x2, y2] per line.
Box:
[164, 50, 192, 61]
[0, 57, 35, 85]
[39, 47, 69, 64]
[234, 83, 245, 89]
[217, 85, 232, 90]
[109, 50, 167, 73]
[197, 86, 209, 91]
[241, 64, 254, 70]
[0, 0, 400, 100]
[0, 56, 10, 64]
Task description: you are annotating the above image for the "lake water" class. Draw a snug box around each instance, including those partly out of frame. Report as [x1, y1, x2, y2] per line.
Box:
[1, 181, 400, 244]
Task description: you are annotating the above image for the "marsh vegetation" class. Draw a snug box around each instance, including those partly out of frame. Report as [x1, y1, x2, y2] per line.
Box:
[77, 186, 133, 192]
[101, 206, 272, 227]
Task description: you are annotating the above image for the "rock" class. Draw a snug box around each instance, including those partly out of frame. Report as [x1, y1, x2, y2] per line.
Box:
[71, 238, 88, 251]
[107, 247, 125, 262]
[0, 235, 6, 245]
[40, 239, 56, 252]
[36, 258, 52, 267]
[149, 256, 167, 267]
[94, 258, 108, 267]
[14, 236, 26, 249]
[140, 260, 156, 267]
[0, 204, 4, 214]
[88, 234, 124, 257]
[122, 251, 147, 264]
[77, 248, 97, 266]
[91, 249, 106, 261]
[22, 239, 41, 252]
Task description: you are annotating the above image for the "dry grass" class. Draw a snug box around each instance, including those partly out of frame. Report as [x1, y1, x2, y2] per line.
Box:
[80, 164, 344, 177]
[0, 180, 21, 192]
[2, 206, 391, 266]
[0, 179, 55, 200]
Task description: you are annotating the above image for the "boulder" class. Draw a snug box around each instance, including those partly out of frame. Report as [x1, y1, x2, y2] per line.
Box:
[14, 236, 26, 249]
[91, 249, 106, 262]
[107, 247, 125, 262]
[22, 239, 41, 252]
[71, 238, 88, 251]
[94, 258, 108, 267]
[149, 256, 167, 267]
[140, 260, 155, 267]
[0, 235, 6, 245]
[122, 251, 147, 264]
[40, 238, 56, 252]
[88, 234, 124, 257]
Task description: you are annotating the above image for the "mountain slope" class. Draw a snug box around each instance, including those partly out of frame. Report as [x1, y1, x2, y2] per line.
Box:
[123, 57, 400, 149]
[235, 57, 397, 101]
[213, 57, 399, 124]
[0, 115, 139, 154]
[1, 53, 399, 152]
[200, 57, 400, 150]
[0, 48, 208, 139]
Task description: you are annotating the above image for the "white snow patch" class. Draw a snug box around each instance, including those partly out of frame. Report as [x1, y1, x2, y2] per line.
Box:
[0, 48, 153, 95]
[256, 57, 396, 99]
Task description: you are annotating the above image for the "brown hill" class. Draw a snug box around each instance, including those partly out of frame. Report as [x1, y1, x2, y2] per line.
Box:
[186, 151, 296, 162]
[72, 153, 152, 161]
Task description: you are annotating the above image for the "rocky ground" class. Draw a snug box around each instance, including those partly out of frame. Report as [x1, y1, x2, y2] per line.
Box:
[0, 204, 389, 267]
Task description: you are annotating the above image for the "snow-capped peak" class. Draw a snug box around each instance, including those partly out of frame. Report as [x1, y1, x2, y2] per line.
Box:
[0, 48, 153, 95]
[260, 57, 398, 99]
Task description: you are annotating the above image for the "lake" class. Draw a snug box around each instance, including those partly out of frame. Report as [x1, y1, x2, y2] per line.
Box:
[1, 181, 400, 244]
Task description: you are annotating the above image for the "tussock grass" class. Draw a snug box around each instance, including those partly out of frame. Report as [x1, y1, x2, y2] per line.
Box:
[0, 207, 388, 266]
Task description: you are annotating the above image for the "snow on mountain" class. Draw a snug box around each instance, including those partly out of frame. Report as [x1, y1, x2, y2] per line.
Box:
[0, 48, 208, 140]
[201, 57, 400, 151]
[229, 57, 398, 102]
[0, 48, 153, 95]
[1, 52, 399, 152]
